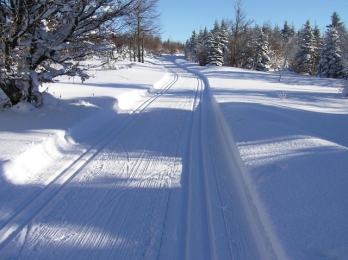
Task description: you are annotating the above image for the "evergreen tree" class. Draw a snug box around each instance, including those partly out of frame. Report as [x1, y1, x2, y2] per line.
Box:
[279, 21, 297, 75]
[212, 20, 221, 36]
[207, 32, 223, 66]
[254, 27, 271, 71]
[206, 33, 213, 65]
[267, 24, 282, 70]
[219, 20, 230, 64]
[196, 28, 209, 66]
[317, 27, 345, 78]
[327, 12, 344, 29]
[281, 21, 296, 44]
[241, 33, 255, 69]
[186, 30, 198, 61]
[327, 12, 348, 69]
[313, 25, 322, 69]
[294, 20, 317, 75]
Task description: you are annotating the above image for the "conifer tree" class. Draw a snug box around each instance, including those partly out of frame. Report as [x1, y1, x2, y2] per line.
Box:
[241, 33, 254, 69]
[219, 20, 230, 64]
[317, 27, 345, 78]
[281, 21, 296, 44]
[313, 25, 322, 69]
[196, 28, 209, 66]
[254, 27, 271, 71]
[294, 20, 317, 75]
[186, 30, 198, 61]
[205, 33, 213, 65]
[327, 12, 348, 69]
[328, 12, 344, 29]
[278, 21, 297, 80]
[207, 32, 223, 66]
[212, 20, 221, 36]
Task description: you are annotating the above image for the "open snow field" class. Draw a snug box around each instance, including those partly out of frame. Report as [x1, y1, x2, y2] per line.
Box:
[0, 55, 347, 259]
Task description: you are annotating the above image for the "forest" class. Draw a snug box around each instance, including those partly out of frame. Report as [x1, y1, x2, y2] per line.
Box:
[185, 1, 347, 81]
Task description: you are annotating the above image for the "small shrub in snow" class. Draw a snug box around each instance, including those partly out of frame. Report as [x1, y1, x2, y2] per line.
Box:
[102, 60, 119, 70]
[278, 92, 287, 100]
[126, 63, 136, 69]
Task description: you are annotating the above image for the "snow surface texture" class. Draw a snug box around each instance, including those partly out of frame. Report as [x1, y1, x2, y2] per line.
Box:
[0, 56, 348, 259]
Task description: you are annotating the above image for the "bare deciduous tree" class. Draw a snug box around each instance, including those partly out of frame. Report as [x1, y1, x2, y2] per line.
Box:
[228, 0, 253, 67]
[126, 0, 161, 63]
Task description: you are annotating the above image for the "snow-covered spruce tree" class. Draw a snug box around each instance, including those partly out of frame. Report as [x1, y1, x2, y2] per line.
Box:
[241, 34, 254, 69]
[196, 27, 209, 66]
[327, 12, 348, 72]
[293, 20, 317, 75]
[266, 24, 282, 70]
[219, 20, 230, 65]
[212, 20, 220, 36]
[186, 30, 198, 62]
[254, 27, 271, 71]
[317, 27, 345, 78]
[313, 25, 322, 70]
[207, 32, 223, 66]
[205, 32, 213, 65]
[0, 0, 133, 106]
[278, 21, 297, 80]
[281, 21, 296, 46]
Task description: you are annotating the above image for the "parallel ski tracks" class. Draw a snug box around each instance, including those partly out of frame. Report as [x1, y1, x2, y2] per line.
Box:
[178, 74, 220, 260]
[175, 64, 275, 259]
[0, 67, 179, 251]
[1, 59, 276, 259]
[175, 63, 260, 259]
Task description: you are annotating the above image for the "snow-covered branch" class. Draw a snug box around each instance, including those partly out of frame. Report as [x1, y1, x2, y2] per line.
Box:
[0, 0, 135, 106]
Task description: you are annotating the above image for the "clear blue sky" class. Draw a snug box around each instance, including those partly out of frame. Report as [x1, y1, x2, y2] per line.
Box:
[158, 0, 348, 43]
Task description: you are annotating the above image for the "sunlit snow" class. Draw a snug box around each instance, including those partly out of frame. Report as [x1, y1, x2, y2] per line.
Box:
[0, 56, 347, 260]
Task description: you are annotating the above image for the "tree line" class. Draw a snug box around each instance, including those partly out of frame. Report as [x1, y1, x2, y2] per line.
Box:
[185, 0, 348, 80]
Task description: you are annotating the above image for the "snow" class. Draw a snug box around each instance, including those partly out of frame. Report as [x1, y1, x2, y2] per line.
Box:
[1, 55, 348, 259]
[197, 63, 348, 260]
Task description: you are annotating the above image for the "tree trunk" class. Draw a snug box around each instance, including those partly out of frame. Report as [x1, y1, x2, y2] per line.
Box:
[141, 34, 144, 63]
[3, 43, 10, 70]
[137, 16, 141, 62]
[0, 79, 23, 105]
[129, 38, 132, 61]
[133, 35, 137, 62]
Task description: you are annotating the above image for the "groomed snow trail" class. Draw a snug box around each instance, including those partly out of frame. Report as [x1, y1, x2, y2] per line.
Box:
[0, 57, 276, 259]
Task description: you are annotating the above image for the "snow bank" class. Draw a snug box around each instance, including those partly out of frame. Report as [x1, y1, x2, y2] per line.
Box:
[0, 57, 167, 185]
[2, 131, 78, 185]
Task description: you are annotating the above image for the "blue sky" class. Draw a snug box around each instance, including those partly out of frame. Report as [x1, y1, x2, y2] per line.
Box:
[158, 0, 348, 43]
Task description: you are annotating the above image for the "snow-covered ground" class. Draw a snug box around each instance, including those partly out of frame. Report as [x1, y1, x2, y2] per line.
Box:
[0, 55, 347, 259]
[200, 63, 348, 260]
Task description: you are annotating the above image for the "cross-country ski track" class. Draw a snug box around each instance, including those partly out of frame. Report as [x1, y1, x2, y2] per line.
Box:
[0, 57, 281, 259]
